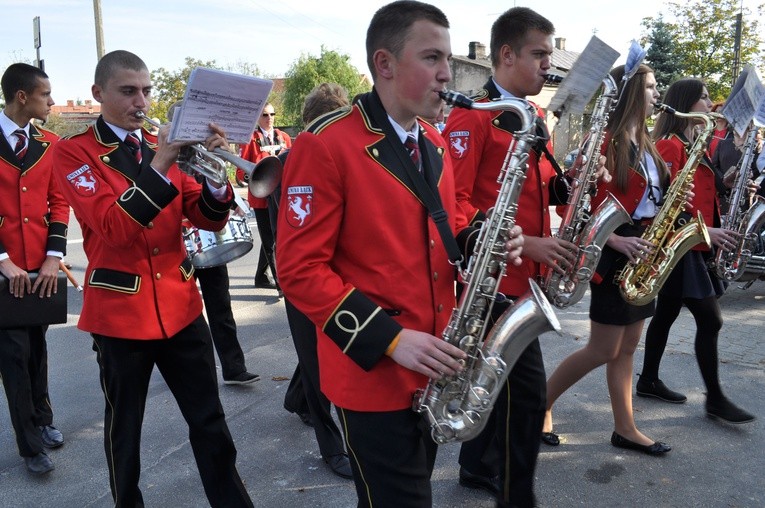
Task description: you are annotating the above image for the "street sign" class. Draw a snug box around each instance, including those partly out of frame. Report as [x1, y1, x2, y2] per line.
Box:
[33, 16, 41, 49]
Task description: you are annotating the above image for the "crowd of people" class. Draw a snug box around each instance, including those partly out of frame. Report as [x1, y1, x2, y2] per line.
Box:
[1, 1, 761, 507]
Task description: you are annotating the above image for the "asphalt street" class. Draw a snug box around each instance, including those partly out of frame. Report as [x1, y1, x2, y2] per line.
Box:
[1, 203, 763, 507]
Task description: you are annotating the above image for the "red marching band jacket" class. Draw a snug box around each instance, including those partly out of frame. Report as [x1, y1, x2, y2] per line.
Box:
[239, 128, 292, 209]
[656, 133, 719, 251]
[52, 117, 233, 339]
[0, 124, 68, 270]
[442, 81, 568, 297]
[276, 92, 468, 411]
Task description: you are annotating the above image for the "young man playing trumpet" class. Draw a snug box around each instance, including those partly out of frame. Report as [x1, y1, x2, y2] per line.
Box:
[52, 50, 253, 507]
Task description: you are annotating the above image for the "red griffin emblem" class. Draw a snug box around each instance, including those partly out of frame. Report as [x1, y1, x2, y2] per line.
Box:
[66, 164, 99, 196]
[286, 185, 313, 227]
[449, 131, 469, 159]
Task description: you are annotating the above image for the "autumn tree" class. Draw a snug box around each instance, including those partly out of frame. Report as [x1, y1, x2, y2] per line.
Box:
[642, 0, 764, 100]
[282, 46, 371, 128]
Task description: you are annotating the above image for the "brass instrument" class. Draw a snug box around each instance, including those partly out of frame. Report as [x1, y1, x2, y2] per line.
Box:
[542, 75, 631, 308]
[413, 90, 561, 444]
[618, 104, 714, 305]
[714, 125, 765, 281]
[135, 111, 282, 198]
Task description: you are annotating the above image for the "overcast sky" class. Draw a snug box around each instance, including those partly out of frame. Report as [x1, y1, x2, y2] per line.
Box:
[2, 0, 763, 102]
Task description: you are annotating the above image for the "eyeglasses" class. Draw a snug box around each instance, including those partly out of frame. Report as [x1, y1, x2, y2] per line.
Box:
[262, 113, 276, 117]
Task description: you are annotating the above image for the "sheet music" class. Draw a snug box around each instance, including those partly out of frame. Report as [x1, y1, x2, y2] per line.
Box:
[754, 94, 765, 127]
[169, 67, 273, 145]
[548, 36, 620, 115]
[722, 64, 765, 136]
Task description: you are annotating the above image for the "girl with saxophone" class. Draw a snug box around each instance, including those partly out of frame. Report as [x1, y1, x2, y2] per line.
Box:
[542, 64, 672, 455]
[637, 78, 756, 424]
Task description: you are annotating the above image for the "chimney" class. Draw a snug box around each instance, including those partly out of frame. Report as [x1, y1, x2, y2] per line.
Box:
[555, 37, 566, 50]
[67, 100, 74, 107]
[85, 100, 92, 106]
[468, 41, 487, 60]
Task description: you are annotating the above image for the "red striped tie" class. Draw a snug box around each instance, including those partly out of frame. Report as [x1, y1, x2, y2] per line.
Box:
[404, 134, 421, 172]
[13, 129, 27, 162]
[125, 133, 142, 164]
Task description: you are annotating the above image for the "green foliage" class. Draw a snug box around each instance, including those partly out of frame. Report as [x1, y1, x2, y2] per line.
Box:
[282, 46, 371, 128]
[642, 0, 764, 101]
[641, 16, 682, 92]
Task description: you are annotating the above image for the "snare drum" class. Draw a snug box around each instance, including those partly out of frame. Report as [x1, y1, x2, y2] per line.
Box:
[183, 215, 254, 268]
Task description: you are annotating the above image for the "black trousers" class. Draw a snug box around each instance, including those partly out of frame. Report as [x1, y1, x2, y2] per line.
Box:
[253, 208, 277, 283]
[458, 301, 547, 508]
[282, 298, 344, 458]
[91, 315, 252, 508]
[338, 407, 437, 508]
[0, 326, 52, 457]
[195, 264, 248, 380]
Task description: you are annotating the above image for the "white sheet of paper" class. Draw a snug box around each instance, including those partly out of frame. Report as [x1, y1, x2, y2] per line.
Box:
[169, 67, 273, 145]
[754, 94, 765, 127]
[722, 65, 765, 137]
[548, 36, 620, 116]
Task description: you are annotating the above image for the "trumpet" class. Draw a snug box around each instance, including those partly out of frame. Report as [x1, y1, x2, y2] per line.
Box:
[135, 111, 282, 198]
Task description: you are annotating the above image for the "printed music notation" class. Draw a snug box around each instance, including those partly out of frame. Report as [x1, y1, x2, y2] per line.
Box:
[723, 65, 765, 135]
[169, 67, 274, 145]
[547, 36, 620, 116]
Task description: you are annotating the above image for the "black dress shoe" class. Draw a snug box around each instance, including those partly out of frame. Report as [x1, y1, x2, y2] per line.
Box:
[706, 397, 756, 424]
[254, 277, 277, 289]
[610, 432, 671, 456]
[40, 425, 64, 448]
[636, 377, 687, 404]
[541, 431, 560, 446]
[297, 412, 314, 427]
[25, 452, 54, 475]
[223, 371, 261, 385]
[324, 454, 353, 479]
[458, 467, 500, 496]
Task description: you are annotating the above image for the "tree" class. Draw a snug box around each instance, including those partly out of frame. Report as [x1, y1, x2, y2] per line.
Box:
[641, 16, 683, 92]
[282, 46, 372, 128]
[642, 0, 764, 101]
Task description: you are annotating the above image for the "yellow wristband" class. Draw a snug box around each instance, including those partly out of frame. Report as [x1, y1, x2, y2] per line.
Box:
[385, 333, 401, 356]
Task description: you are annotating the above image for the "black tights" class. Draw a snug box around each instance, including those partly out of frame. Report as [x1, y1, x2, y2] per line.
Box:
[641, 294, 724, 401]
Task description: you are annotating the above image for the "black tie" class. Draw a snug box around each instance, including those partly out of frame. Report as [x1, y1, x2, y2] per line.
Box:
[125, 133, 142, 164]
[13, 129, 28, 162]
[404, 134, 420, 172]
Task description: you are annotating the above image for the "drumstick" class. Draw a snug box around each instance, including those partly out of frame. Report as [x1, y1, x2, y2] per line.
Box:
[59, 260, 83, 292]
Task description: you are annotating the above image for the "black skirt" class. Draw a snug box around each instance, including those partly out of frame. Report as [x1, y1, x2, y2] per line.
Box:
[589, 223, 655, 326]
[658, 249, 727, 299]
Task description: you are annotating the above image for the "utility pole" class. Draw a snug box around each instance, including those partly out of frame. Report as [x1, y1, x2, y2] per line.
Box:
[93, 0, 105, 60]
[33, 16, 43, 71]
[731, 2, 743, 85]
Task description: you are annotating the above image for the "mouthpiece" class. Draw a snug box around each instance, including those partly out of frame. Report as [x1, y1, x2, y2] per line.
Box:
[135, 111, 161, 128]
[654, 103, 676, 115]
[543, 74, 564, 84]
[439, 90, 474, 110]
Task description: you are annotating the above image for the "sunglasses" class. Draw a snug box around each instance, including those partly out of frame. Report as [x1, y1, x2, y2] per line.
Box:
[262, 113, 276, 117]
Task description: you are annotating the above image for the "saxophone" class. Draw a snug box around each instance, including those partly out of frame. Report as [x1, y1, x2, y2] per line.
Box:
[714, 125, 765, 281]
[542, 75, 632, 308]
[413, 90, 561, 444]
[618, 104, 715, 305]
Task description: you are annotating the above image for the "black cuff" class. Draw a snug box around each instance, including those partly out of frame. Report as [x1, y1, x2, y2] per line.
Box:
[323, 289, 403, 371]
[46, 222, 68, 255]
[118, 168, 178, 226]
[198, 182, 234, 222]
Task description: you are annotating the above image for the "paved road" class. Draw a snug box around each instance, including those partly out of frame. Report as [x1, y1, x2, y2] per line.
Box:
[1, 205, 763, 507]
